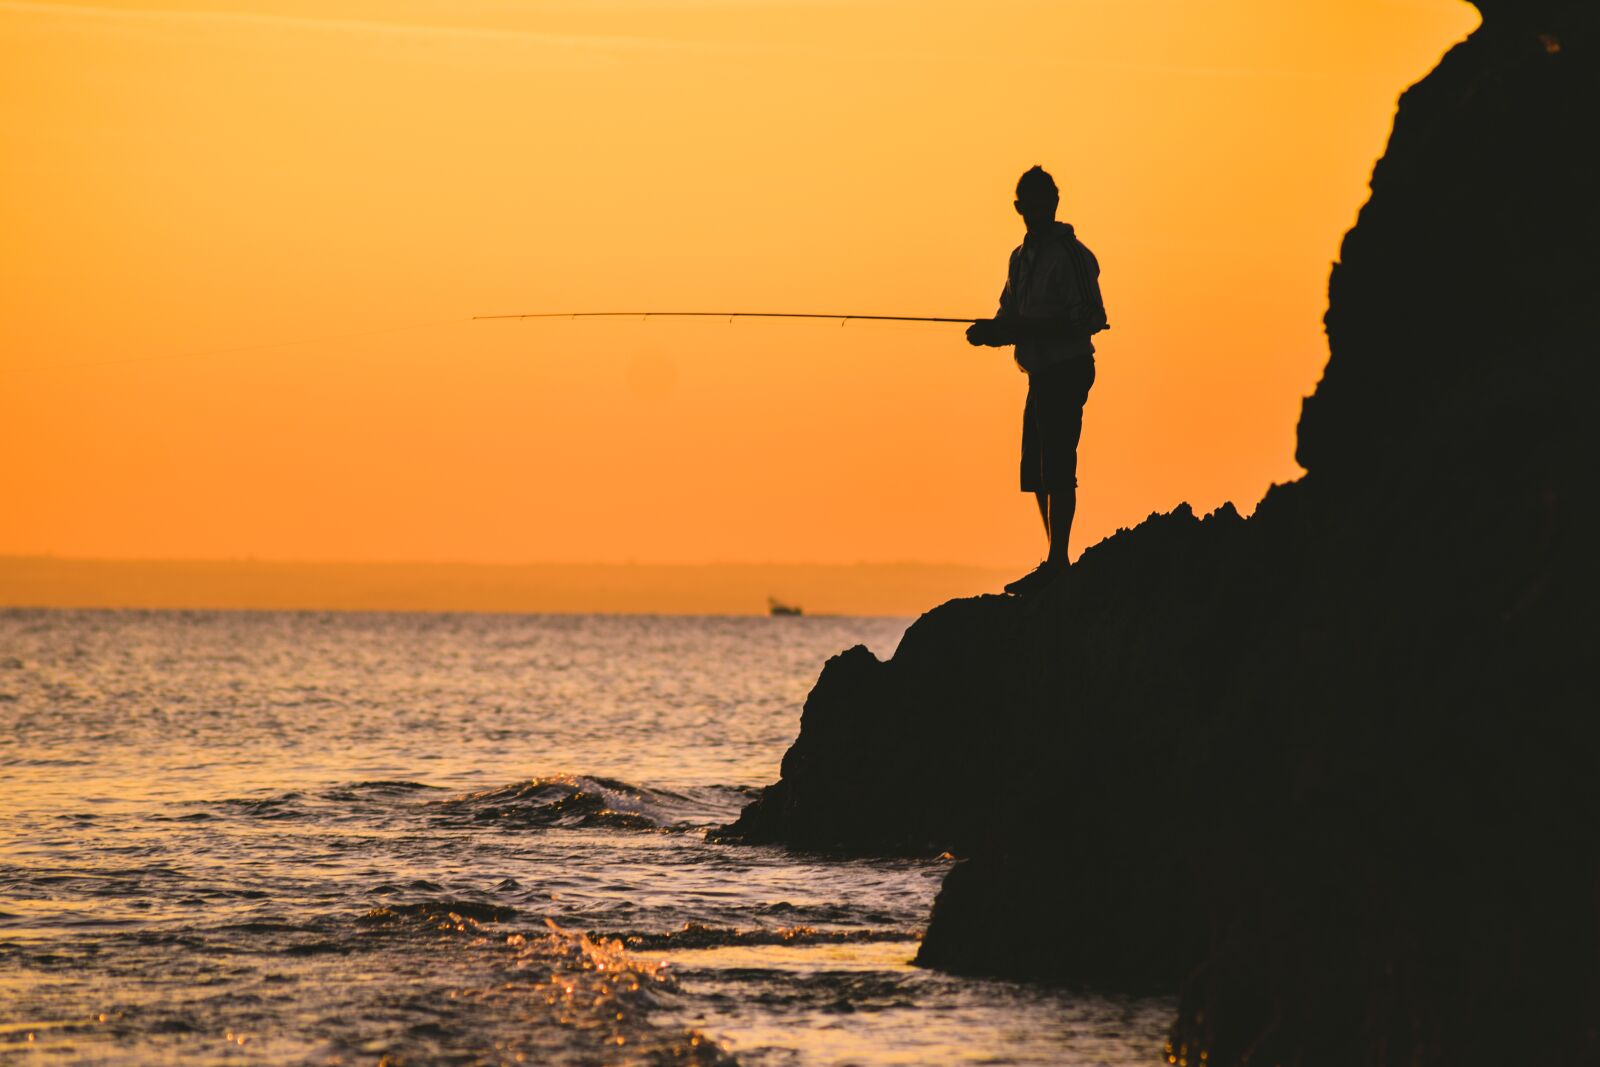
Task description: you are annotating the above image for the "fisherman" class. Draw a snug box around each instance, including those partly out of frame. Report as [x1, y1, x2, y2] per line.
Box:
[966, 165, 1108, 595]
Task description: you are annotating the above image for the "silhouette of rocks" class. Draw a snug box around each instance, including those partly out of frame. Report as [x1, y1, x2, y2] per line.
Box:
[719, 4, 1598, 1063]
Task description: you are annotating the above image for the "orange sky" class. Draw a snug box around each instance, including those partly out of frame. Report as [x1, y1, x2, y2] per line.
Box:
[2, 0, 1479, 570]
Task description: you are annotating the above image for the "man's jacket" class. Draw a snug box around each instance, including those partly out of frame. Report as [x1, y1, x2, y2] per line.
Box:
[996, 221, 1109, 373]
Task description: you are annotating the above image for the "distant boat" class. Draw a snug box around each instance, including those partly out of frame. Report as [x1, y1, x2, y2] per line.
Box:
[767, 596, 803, 617]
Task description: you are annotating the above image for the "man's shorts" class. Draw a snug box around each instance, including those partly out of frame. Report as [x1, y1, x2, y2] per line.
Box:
[1020, 357, 1095, 494]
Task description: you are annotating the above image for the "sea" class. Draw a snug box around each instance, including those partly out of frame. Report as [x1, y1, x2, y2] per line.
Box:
[0, 609, 1172, 1065]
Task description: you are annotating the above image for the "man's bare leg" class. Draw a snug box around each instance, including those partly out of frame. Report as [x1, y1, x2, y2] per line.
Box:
[1008, 489, 1073, 594]
[1045, 489, 1075, 567]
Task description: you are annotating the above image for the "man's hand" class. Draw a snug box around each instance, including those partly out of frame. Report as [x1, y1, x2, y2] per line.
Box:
[966, 319, 1013, 347]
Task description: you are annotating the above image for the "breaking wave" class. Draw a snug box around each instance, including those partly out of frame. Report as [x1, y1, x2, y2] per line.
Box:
[187, 776, 755, 833]
[431, 776, 666, 831]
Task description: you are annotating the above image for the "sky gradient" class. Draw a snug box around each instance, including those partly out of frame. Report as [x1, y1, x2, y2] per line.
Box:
[3, 0, 1480, 574]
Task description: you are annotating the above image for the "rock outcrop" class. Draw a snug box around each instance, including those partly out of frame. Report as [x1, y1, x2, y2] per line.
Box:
[719, 3, 1599, 1063]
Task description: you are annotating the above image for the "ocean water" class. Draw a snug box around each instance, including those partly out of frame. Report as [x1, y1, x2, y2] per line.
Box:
[0, 609, 1171, 1065]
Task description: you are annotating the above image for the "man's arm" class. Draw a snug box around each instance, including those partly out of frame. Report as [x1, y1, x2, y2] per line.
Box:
[967, 315, 1084, 347]
[966, 275, 1018, 347]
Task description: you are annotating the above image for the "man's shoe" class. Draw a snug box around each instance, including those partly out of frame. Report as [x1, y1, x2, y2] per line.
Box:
[1003, 560, 1065, 596]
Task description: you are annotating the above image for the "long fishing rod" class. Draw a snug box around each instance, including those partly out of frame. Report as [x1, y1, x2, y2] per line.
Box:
[473, 311, 979, 324]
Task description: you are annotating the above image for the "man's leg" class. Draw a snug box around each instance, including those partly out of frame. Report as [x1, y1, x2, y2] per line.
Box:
[1042, 358, 1092, 570]
[1005, 490, 1054, 594]
[1046, 488, 1076, 566]
[1007, 361, 1089, 594]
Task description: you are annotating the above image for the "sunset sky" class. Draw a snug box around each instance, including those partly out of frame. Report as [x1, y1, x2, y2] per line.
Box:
[2, 0, 1479, 574]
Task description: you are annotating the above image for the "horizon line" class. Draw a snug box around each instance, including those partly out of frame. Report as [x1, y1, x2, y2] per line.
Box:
[0, 554, 1015, 571]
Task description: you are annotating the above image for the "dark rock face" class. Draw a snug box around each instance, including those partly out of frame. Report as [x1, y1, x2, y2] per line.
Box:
[1297, 1, 1599, 479]
[719, 4, 1599, 1065]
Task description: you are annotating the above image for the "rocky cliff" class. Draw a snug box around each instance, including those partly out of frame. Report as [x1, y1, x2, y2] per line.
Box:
[719, 3, 1598, 1064]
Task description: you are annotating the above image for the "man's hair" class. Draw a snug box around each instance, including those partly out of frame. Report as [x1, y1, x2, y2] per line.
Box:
[1015, 165, 1059, 204]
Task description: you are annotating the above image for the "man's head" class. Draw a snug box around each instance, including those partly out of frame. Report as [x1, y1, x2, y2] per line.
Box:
[1014, 165, 1059, 235]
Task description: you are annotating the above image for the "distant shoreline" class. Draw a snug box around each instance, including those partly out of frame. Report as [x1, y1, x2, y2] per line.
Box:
[0, 556, 1013, 617]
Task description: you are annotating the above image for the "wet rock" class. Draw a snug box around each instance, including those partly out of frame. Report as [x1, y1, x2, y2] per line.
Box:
[716, 595, 1032, 854]
[720, 3, 1600, 1063]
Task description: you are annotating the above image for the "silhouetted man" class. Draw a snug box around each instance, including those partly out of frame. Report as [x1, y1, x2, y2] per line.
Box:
[967, 165, 1108, 595]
